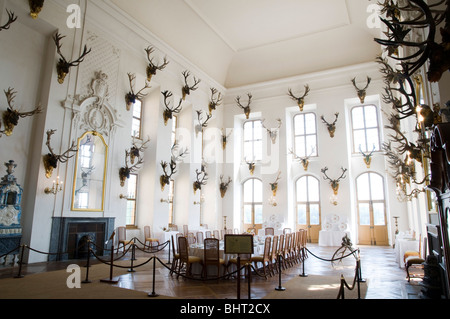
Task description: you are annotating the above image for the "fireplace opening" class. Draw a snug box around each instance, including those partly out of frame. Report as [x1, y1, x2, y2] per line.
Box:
[75, 233, 97, 259]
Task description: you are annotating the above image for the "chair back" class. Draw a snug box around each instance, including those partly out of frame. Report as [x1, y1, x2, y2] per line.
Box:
[204, 238, 220, 263]
[144, 225, 151, 238]
[196, 231, 204, 244]
[213, 230, 220, 239]
[278, 234, 284, 254]
[271, 235, 279, 260]
[171, 235, 177, 255]
[118, 226, 126, 241]
[205, 230, 212, 238]
[183, 225, 189, 236]
[187, 232, 196, 245]
[177, 236, 189, 262]
[226, 229, 233, 234]
[265, 227, 274, 236]
[263, 236, 271, 258]
[283, 228, 292, 234]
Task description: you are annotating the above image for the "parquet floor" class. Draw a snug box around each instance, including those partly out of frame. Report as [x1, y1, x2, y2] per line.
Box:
[0, 243, 422, 299]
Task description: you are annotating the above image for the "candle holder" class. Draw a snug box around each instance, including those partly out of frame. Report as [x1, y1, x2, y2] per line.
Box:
[44, 176, 63, 195]
[160, 194, 173, 204]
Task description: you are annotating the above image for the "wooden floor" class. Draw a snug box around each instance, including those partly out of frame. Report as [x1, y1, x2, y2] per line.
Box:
[0, 243, 423, 299]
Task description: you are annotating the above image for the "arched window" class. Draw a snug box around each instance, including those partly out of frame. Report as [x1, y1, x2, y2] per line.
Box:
[293, 113, 317, 157]
[243, 178, 263, 231]
[351, 105, 380, 153]
[243, 120, 262, 162]
[296, 175, 320, 242]
[356, 172, 388, 245]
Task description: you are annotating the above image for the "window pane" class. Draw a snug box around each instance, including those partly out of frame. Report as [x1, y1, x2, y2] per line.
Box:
[304, 113, 316, 134]
[243, 180, 253, 202]
[132, 118, 141, 138]
[243, 122, 253, 141]
[133, 100, 142, 117]
[295, 136, 306, 157]
[358, 203, 370, 225]
[308, 177, 320, 202]
[294, 115, 305, 135]
[356, 174, 370, 200]
[244, 141, 253, 161]
[354, 130, 366, 152]
[370, 174, 384, 200]
[126, 200, 136, 225]
[352, 107, 364, 129]
[127, 174, 137, 199]
[373, 203, 385, 225]
[366, 128, 380, 151]
[253, 121, 262, 140]
[310, 204, 320, 225]
[296, 177, 307, 202]
[244, 205, 252, 224]
[364, 105, 378, 128]
[254, 140, 262, 161]
[253, 179, 262, 202]
[306, 135, 317, 156]
[297, 204, 307, 225]
[255, 205, 263, 224]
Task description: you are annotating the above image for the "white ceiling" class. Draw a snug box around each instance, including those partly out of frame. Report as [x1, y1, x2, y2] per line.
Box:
[109, 0, 381, 89]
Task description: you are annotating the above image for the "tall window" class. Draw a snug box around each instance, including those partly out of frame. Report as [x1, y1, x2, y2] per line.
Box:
[356, 172, 386, 226]
[293, 113, 318, 157]
[243, 178, 263, 229]
[243, 120, 262, 162]
[296, 175, 320, 227]
[351, 105, 380, 153]
[126, 174, 138, 226]
[131, 100, 142, 139]
[168, 115, 178, 226]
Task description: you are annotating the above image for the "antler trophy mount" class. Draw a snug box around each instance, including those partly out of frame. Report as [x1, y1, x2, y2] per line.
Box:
[181, 70, 201, 100]
[195, 110, 212, 137]
[236, 93, 252, 119]
[321, 113, 339, 138]
[321, 167, 347, 195]
[289, 148, 315, 171]
[270, 171, 282, 197]
[193, 166, 208, 195]
[208, 88, 223, 115]
[29, 0, 44, 19]
[43, 129, 78, 179]
[352, 77, 371, 104]
[144, 46, 169, 82]
[53, 32, 91, 84]
[360, 144, 376, 168]
[0, 9, 17, 31]
[129, 137, 150, 165]
[262, 118, 282, 144]
[160, 142, 188, 191]
[119, 149, 144, 187]
[161, 90, 182, 126]
[1, 88, 42, 137]
[219, 175, 232, 198]
[221, 128, 233, 150]
[125, 73, 151, 111]
[287, 85, 310, 111]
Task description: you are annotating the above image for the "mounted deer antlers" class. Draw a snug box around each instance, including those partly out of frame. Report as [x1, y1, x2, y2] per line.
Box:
[246, 159, 256, 175]
[125, 73, 151, 111]
[321, 167, 347, 195]
[161, 90, 182, 126]
[43, 129, 78, 179]
[1, 88, 42, 137]
[208, 88, 223, 115]
[29, 0, 44, 19]
[53, 32, 91, 84]
[219, 175, 232, 198]
[195, 110, 212, 137]
[351, 76, 371, 104]
[119, 149, 144, 187]
[159, 142, 188, 191]
[289, 147, 315, 171]
[181, 70, 201, 100]
[236, 93, 252, 119]
[287, 85, 310, 111]
[221, 128, 233, 150]
[321, 113, 339, 138]
[193, 167, 208, 195]
[129, 137, 150, 165]
[269, 171, 282, 197]
[0, 9, 17, 31]
[144, 46, 169, 82]
[359, 144, 376, 168]
[262, 118, 282, 144]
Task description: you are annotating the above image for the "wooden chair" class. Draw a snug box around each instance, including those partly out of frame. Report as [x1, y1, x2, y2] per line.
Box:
[183, 225, 189, 236]
[269, 235, 279, 276]
[203, 238, 225, 279]
[187, 232, 196, 245]
[144, 225, 160, 251]
[251, 236, 272, 278]
[177, 236, 202, 279]
[405, 236, 428, 282]
[404, 234, 422, 262]
[265, 227, 274, 236]
[117, 226, 133, 253]
[283, 228, 292, 234]
[227, 253, 252, 279]
[170, 235, 180, 276]
[205, 230, 212, 238]
[213, 230, 220, 239]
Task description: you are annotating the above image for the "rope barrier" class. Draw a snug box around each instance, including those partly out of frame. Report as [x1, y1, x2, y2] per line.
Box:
[337, 259, 362, 299]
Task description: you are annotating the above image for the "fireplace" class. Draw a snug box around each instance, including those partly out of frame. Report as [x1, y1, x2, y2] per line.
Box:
[49, 217, 115, 261]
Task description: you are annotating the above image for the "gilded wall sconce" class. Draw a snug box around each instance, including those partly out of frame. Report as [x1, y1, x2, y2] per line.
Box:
[144, 46, 169, 82]
[53, 32, 91, 84]
[321, 167, 347, 195]
[181, 70, 200, 100]
[43, 129, 78, 179]
[29, 0, 44, 19]
[125, 73, 151, 111]
[351, 76, 371, 104]
[219, 175, 232, 198]
[44, 176, 63, 195]
[1, 88, 42, 137]
[236, 93, 252, 119]
[321, 113, 339, 138]
[287, 84, 310, 112]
